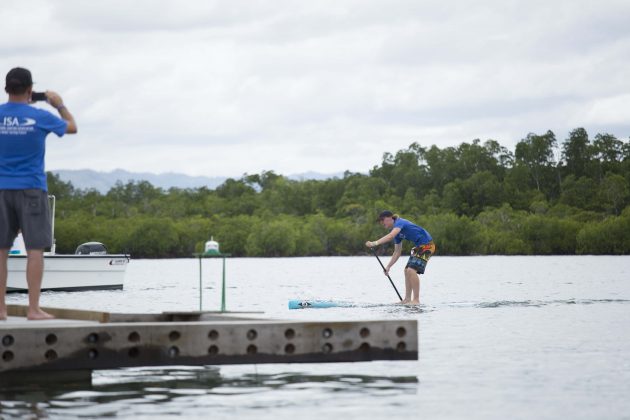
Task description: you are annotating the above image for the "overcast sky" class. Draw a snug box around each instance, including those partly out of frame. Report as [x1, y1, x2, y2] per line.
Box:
[2, 0, 629, 177]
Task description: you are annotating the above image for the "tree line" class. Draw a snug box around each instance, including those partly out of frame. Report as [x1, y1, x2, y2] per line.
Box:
[48, 127, 630, 257]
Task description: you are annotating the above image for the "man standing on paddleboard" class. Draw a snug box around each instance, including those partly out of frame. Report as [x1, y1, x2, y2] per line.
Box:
[365, 211, 435, 305]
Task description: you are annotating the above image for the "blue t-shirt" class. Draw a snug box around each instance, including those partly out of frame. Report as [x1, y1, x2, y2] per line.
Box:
[0, 102, 67, 191]
[392, 217, 432, 246]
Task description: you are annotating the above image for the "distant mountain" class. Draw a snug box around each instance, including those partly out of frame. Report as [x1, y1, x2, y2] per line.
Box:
[51, 169, 226, 192]
[51, 169, 343, 193]
[289, 171, 345, 181]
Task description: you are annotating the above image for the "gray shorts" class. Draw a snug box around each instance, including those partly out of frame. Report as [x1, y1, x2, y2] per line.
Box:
[0, 189, 52, 250]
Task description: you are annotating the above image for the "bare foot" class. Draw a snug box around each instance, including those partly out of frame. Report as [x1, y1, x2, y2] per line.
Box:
[397, 299, 410, 304]
[405, 300, 420, 305]
[27, 308, 55, 320]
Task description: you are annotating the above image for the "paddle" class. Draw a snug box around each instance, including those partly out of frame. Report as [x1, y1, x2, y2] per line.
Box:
[370, 248, 403, 301]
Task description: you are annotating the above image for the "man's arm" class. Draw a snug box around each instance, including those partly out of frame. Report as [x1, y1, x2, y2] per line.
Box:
[57, 106, 77, 134]
[45, 91, 77, 134]
[384, 242, 403, 275]
[366, 227, 401, 248]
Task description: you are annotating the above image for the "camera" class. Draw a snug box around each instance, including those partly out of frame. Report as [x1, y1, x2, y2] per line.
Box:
[31, 91, 47, 102]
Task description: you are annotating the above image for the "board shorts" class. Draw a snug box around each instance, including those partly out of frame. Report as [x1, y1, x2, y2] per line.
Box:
[0, 189, 52, 250]
[405, 241, 436, 274]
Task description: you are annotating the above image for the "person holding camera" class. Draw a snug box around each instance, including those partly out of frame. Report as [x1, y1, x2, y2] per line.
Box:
[0, 67, 77, 320]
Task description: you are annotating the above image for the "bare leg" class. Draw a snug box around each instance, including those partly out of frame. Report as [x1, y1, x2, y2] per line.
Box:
[402, 268, 420, 305]
[0, 249, 8, 320]
[410, 273, 420, 305]
[398, 268, 415, 304]
[25, 249, 54, 320]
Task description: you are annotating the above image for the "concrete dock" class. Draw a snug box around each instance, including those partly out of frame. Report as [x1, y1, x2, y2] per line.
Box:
[1, 305, 417, 384]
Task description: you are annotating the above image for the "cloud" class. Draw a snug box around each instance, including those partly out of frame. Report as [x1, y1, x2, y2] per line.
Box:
[2, 0, 630, 177]
[582, 94, 630, 125]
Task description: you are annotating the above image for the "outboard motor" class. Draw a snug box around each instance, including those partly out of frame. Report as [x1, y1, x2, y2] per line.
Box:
[75, 242, 108, 255]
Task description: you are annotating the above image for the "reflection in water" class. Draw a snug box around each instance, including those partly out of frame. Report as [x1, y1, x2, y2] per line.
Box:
[0, 367, 418, 419]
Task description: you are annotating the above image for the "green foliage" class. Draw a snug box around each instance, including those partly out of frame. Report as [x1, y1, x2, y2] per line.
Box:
[209, 215, 258, 257]
[125, 217, 179, 258]
[423, 213, 482, 255]
[599, 173, 629, 215]
[518, 215, 581, 254]
[245, 217, 297, 257]
[46, 127, 630, 257]
[562, 127, 593, 179]
[476, 204, 531, 254]
[560, 175, 599, 210]
[576, 208, 630, 254]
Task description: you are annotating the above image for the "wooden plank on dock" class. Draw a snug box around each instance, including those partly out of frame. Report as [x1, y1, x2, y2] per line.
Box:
[7, 304, 111, 323]
[7, 305, 265, 324]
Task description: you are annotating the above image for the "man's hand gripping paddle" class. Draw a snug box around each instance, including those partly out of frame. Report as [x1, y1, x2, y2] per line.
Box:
[370, 247, 403, 301]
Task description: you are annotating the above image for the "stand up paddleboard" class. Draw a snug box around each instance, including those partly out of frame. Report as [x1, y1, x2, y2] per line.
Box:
[288, 299, 418, 310]
[288, 299, 351, 309]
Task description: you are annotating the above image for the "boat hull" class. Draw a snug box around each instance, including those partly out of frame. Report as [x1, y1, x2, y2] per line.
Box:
[7, 254, 129, 292]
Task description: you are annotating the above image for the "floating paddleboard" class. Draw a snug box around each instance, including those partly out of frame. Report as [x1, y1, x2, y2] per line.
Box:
[288, 299, 422, 311]
[288, 299, 351, 309]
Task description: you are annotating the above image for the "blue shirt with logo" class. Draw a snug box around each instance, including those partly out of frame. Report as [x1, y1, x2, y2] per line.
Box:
[0, 102, 67, 191]
[393, 217, 432, 246]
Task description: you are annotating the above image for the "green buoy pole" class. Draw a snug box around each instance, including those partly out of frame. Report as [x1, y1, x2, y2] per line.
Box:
[199, 257, 203, 311]
[221, 256, 226, 312]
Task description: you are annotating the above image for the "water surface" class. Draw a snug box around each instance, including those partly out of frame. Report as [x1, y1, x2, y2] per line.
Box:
[3, 256, 630, 419]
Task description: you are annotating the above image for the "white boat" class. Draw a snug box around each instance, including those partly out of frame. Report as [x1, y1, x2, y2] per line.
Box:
[6, 196, 130, 292]
[7, 253, 129, 292]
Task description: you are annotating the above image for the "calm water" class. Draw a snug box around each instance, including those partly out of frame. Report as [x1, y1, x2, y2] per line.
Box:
[3, 255, 630, 419]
